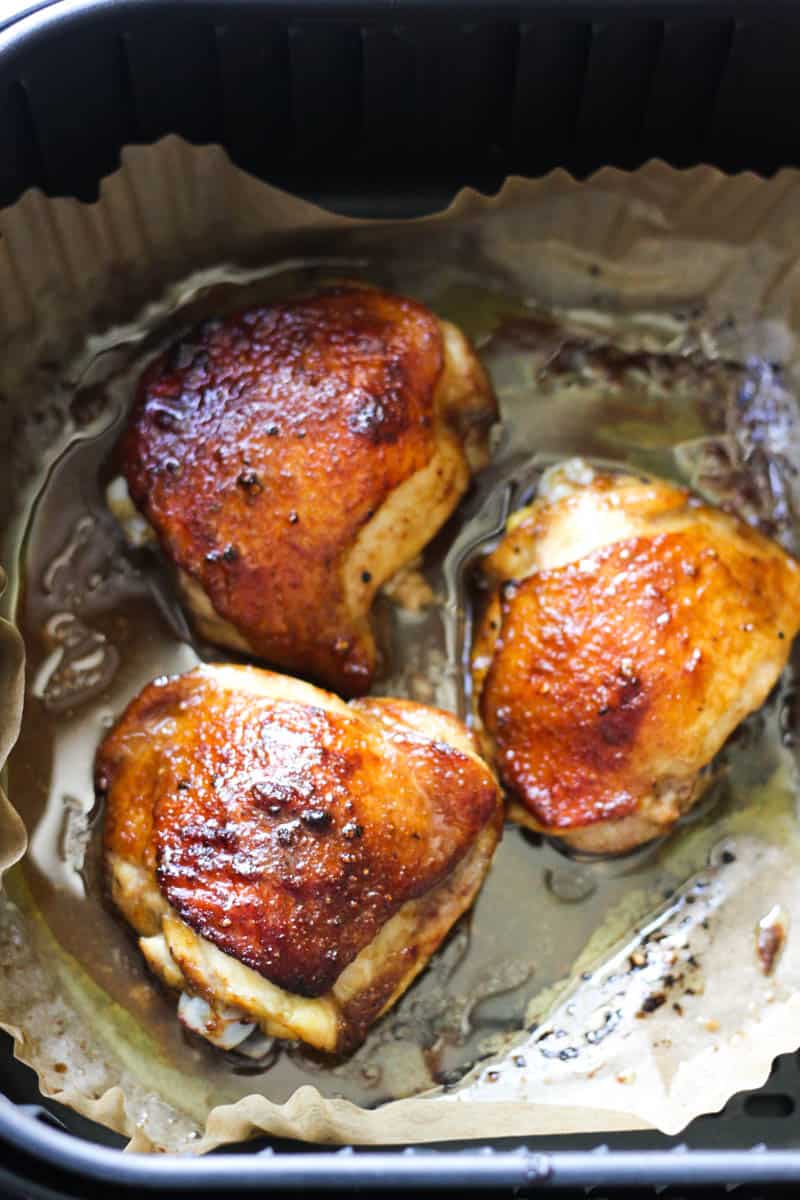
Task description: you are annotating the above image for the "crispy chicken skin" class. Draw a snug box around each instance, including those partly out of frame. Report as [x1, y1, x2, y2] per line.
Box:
[114, 285, 496, 695]
[473, 460, 800, 855]
[98, 664, 502, 1053]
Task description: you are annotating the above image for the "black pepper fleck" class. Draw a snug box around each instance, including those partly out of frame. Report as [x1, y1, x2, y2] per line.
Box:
[638, 992, 666, 1016]
[300, 808, 332, 831]
[276, 823, 298, 846]
[237, 470, 263, 496]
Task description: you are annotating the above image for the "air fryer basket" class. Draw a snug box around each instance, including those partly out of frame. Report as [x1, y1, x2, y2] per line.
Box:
[4, 0, 800, 1192]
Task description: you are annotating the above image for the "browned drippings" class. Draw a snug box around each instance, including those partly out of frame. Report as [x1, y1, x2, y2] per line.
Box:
[756, 905, 789, 976]
[5, 258, 796, 1112]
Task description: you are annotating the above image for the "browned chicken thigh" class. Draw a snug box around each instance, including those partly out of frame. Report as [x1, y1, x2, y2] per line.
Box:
[473, 460, 800, 855]
[98, 664, 502, 1054]
[110, 285, 496, 695]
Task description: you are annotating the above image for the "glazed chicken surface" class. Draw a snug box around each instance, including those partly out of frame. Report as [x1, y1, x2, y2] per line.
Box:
[473, 459, 800, 855]
[98, 664, 502, 1054]
[110, 285, 496, 695]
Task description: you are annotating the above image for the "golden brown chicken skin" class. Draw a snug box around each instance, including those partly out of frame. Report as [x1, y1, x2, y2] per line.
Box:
[473, 460, 800, 855]
[98, 665, 502, 1053]
[113, 286, 496, 695]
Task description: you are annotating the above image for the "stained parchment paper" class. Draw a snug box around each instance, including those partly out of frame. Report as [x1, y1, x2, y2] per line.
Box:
[2, 139, 800, 1152]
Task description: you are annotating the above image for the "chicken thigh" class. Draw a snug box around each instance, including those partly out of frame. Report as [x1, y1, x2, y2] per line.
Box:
[98, 664, 502, 1054]
[473, 459, 800, 854]
[110, 285, 496, 695]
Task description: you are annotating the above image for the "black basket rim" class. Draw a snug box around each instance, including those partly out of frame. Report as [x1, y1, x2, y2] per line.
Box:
[4, 1095, 800, 1189]
[3, 0, 800, 1190]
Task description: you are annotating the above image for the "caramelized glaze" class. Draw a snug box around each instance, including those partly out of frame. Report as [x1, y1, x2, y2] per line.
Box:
[116, 285, 495, 694]
[476, 467, 800, 849]
[98, 665, 501, 997]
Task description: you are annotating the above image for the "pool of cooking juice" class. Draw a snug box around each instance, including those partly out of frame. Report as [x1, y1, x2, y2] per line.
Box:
[5, 255, 796, 1115]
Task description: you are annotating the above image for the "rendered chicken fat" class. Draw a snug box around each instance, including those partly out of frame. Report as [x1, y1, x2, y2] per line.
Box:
[473, 460, 800, 854]
[112, 285, 497, 695]
[98, 665, 502, 1054]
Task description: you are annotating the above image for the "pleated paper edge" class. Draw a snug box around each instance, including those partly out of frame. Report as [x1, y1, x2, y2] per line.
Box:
[3, 137, 800, 1152]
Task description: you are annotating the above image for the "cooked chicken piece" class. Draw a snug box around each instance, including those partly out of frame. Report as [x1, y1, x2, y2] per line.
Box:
[473, 459, 800, 855]
[98, 664, 502, 1054]
[111, 285, 496, 695]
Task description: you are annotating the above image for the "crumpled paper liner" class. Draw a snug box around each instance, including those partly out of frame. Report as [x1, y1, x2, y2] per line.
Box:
[0, 582, 26, 878]
[2, 138, 800, 1152]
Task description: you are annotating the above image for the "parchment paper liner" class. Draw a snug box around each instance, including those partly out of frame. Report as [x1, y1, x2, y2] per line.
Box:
[3, 137, 800, 1152]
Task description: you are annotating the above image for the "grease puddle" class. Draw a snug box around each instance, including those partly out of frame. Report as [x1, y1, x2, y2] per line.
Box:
[6, 256, 799, 1115]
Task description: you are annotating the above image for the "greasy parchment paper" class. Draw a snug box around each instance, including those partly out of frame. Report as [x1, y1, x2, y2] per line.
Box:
[3, 138, 800, 1152]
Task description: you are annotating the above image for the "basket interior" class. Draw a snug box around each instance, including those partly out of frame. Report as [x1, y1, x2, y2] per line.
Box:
[4, 0, 800, 1189]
